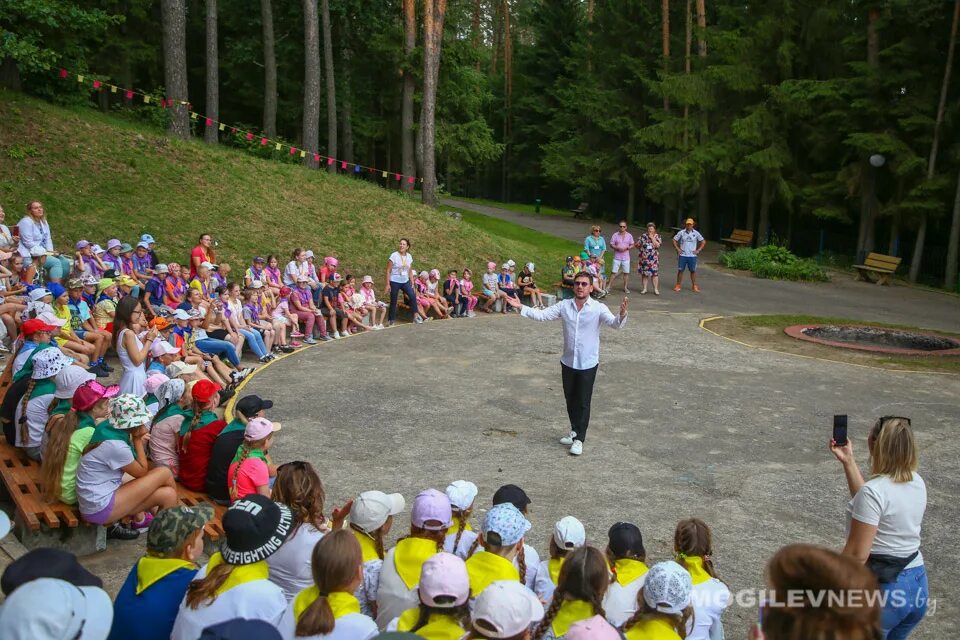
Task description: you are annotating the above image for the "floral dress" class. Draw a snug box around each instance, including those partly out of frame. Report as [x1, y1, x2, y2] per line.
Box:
[638, 233, 661, 276]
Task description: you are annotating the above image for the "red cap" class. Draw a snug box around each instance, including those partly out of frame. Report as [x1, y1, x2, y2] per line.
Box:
[279, 286, 291, 297]
[21, 318, 56, 336]
[191, 379, 222, 403]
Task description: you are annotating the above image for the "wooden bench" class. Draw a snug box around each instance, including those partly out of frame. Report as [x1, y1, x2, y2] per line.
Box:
[721, 229, 754, 250]
[0, 437, 225, 554]
[853, 252, 902, 286]
[570, 202, 589, 219]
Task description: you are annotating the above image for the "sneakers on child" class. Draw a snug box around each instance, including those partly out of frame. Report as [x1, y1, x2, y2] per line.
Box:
[414, 316, 424, 324]
[569, 440, 584, 456]
[559, 431, 577, 446]
[304, 337, 318, 345]
[106, 521, 140, 540]
[320, 335, 333, 342]
[130, 512, 154, 530]
[290, 330, 304, 338]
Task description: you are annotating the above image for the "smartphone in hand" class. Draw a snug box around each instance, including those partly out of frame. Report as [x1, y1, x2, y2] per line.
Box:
[833, 415, 848, 447]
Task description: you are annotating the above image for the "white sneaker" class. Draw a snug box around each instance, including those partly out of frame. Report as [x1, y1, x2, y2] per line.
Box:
[414, 315, 424, 324]
[569, 440, 583, 456]
[468, 311, 476, 318]
[559, 431, 576, 446]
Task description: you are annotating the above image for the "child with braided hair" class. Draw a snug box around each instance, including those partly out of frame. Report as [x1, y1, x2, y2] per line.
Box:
[464, 503, 531, 600]
[226, 417, 281, 502]
[532, 545, 610, 640]
[386, 552, 472, 639]
[377, 488, 453, 628]
[673, 518, 730, 640]
[177, 379, 227, 492]
[534, 516, 586, 604]
[467, 484, 540, 591]
[15, 347, 72, 460]
[620, 561, 694, 640]
[444, 480, 479, 559]
[348, 490, 405, 619]
[278, 529, 377, 640]
[602, 522, 650, 627]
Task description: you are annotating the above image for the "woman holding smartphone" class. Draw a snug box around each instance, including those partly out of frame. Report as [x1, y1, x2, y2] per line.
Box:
[830, 416, 928, 639]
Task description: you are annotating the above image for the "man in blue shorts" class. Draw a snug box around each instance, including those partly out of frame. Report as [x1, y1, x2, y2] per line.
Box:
[673, 217, 706, 292]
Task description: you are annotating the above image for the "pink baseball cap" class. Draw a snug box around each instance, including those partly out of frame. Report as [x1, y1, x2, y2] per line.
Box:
[418, 552, 470, 607]
[566, 615, 622, 640]
[325, 256, 338, 267]
[144, 373, 170, 395]
[72, 380, 120, 412]
[411, 488, 453, 531]
[487, 261, 497, 270]
[244, 416, 281, 441]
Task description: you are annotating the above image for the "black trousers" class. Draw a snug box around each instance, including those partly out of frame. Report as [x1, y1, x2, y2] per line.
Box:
[561, 362, 598, 442]
[388, 280, 418, 322]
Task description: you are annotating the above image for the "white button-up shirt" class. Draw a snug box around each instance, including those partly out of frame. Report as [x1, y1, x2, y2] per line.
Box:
[520, 296, 626, 369]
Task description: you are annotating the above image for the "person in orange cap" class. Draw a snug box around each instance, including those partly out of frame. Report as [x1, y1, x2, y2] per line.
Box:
[672, 218, 706, 293]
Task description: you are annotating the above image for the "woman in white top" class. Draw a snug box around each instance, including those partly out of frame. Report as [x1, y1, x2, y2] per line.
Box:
[269, 462, 330, 602]
[383, 238, 422, 326]
[831, 416, 928, 639]
[113, 297, 157, 397]
[16, 200, 72, 283]
[0, 203, 14, 250]
[284, 248, 310, 287]
[279, 529, 378, 640]
[173, 495, 292, 640]
[672, 518, 730, 640]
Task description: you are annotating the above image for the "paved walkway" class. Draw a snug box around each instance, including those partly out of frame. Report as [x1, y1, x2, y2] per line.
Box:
[442, 198, 960, 332]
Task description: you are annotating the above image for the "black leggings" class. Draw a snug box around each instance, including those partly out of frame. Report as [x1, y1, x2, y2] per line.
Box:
[389, 280, 418, 322]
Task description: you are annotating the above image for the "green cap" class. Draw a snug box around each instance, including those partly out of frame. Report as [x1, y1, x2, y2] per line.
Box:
[579, 250, 589, 260]
[147, 504, 214, 554]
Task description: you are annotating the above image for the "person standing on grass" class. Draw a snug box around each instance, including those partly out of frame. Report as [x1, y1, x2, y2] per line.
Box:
[609, 221, 635, 293]
[505, 272, 627, 457]
[672, 218, 705, 293]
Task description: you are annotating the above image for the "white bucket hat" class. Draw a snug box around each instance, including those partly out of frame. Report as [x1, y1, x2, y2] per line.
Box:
[31, 348, 73, 380]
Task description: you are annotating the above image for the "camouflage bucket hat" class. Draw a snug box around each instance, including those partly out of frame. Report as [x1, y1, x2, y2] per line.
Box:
[147, 504, 214, 555]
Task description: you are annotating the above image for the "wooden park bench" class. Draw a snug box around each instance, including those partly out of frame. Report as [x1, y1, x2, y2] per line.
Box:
[720, 229, 754, 250]
[570, 202, 589, 219]
[853, 252, 902, 286]
[0, 436, 225, 554]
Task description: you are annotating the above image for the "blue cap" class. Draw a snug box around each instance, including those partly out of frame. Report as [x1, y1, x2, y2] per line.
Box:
[47, 282, 67, 300]
[140, 234, 156, 244]
[482, 503, 531, 546]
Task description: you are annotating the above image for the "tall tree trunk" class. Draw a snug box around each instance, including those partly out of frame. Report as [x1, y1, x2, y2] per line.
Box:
[917, 0, 959, 283]
[627, 175, 637, 224]
[662, 0, 670, 112]
[757, 174, 772, 245]
[746, 173, 758, 240]
[695, 0, 709, 235]
[261, 0, 278, 137]
[161, 0, 190, 139]
[586, 0, 595, 72]
[501, 0, 512, 201]
[0, 56, 21, 91]
[472, 0, 482, 72]
[946, 168, 960, 290]
[340, 39, 354, 163]
[695, 0, 706, 56]
[888, 177, 904, 255]
[204, 0, 219, 144]
[320, 0, 337, 173]
[401, 0, 417, 193]
[302, 0, 321, 168]
[857, 6, 880, 260]
[421, 0, 447, 206]
[677, 0, 692, 225]
[490, 0, 500, 75]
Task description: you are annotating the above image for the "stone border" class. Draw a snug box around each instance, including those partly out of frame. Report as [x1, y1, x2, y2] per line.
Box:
[783, 324, 960, 357]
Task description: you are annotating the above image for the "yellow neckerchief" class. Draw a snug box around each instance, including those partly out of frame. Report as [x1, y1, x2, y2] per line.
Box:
[394, 537, 440, 589]
[548, 557, 564, 585]
[551, 599, 595, 637]
[624, 616, 682, 640]
[681, 555, 712, 585]
[293, 587, 361, 622]
[465, 551, 520, 596]
[205, 552, 269, 596]
[614, 558, 650, 586]
[135, 556, 197, 595]
[397, 608, 467, 640]
[445, 515, 473, 537]
[353, 529, 381, 564]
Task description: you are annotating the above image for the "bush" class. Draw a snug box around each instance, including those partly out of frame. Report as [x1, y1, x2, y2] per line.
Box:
[720, 246, 828, 282]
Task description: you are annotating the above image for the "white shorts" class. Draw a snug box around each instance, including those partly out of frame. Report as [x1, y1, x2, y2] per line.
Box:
[612, 258, 630, 273]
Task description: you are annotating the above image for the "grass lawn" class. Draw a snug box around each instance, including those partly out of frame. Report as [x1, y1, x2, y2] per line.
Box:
[708, 314, 960, 373]
[447, 195, 574, 218]
[0, 90, 568, 280]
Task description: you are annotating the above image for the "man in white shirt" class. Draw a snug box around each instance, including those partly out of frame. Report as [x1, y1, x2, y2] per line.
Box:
[672, 217, 706, 293]
[505, 272, 627, 456]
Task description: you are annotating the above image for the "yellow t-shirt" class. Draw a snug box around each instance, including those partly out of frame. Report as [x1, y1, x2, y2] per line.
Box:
[53, 303, 74, 344]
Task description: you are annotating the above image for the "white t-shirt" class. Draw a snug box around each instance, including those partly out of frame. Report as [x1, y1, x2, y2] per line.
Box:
[388, 252, 413, 284]
[443, 529, 478, 560]
[172, 568, 286, 640]
[674, 229, 705, 257]
[533, 559, 556, 603]
[847, 473, 926, 568]
[518, 544, 541, 592]
[278, 605, 377, 640]
[481, 272, 498, 292]
[75, 440, 134, 515]
[268, 524, 326, 602]
[603, 573, 647, 627]
[376, 547, 419, 628]
[687, 579, 731, 640]
[13, 390, 55, 448]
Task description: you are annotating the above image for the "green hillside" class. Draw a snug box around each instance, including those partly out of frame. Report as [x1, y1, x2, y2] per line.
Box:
[0, 90, 576, 280]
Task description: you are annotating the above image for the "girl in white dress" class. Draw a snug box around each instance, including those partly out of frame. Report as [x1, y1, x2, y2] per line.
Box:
[114, 297, 157, 397]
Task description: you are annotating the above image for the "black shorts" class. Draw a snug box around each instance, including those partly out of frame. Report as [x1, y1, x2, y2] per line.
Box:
[208, 329, 229, 340]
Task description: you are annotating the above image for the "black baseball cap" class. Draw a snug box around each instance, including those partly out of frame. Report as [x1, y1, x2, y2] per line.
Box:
[235, 395, 274, 418]
[492, 484, 531, 512]
[220, 494, 293, 565]
[102, 269, 118, 279]
[608, 522, 645, 559]
[201, 619, 282, 640]
[1, 548, 102, 596]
